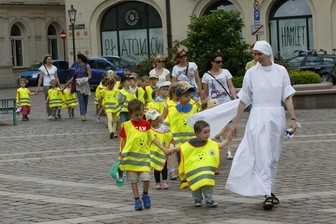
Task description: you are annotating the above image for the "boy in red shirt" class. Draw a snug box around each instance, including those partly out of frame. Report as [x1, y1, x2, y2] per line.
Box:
[119, 99, 169, 211]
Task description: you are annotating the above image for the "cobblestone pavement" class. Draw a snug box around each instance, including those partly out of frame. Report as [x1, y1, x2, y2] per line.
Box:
[0, 87, 336, 224]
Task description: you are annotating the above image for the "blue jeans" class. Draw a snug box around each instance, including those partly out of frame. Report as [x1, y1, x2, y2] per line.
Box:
[76, 91, 89, 116]
[192, 186, 214, 203]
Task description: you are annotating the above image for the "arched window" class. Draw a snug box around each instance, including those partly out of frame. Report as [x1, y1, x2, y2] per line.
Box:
[11, 24, 23, 67]
[204, 0, 238, 15]
[101, 2, 163, 61]
[47, 24, 58, 59]
[269, 0, 312, 59]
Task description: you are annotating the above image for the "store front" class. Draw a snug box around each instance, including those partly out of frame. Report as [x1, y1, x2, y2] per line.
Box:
[100, 2, 163, 61]
[269, 0, 313, 59]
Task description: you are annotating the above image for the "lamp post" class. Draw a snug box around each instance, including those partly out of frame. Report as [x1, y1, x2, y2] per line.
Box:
[68, 5, 77, 64]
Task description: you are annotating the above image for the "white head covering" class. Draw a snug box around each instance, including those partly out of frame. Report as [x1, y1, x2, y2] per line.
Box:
[253, 40, 274, 63]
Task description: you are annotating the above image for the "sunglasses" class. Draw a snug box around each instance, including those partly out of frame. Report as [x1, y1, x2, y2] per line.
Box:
[179, 54, 187, 58]
[157, 60, 165, 63]
[214, 60, 223, 64]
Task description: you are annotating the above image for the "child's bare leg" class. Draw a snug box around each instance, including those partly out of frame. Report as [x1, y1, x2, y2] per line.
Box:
[131, 183, 139, 198]
[168, 153, 178, 180]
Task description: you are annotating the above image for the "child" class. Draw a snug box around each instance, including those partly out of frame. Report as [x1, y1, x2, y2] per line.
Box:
[130, 73, 146, 105]
[95, 73, 108, 122]
[118, 99, 170, 211]
[46, 79, 63, 120]
[141, 75, 150, 89]
[63, 82, 78, 118]
[146, 109, 173, 190]
[16, 78, 32, 121]
[117, 75, 136, 124]
[145, 74, 159, 103]
[99, 78, 119, 139]
[166, 82, 200, 163]
[170, 120, 232, 207]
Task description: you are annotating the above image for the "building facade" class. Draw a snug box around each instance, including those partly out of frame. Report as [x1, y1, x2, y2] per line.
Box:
[1, 0, 336, 87]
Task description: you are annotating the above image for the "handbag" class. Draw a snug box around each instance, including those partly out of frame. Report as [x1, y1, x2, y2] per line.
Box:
[70, 72, 76, 94]
[206, 71, 233, 100]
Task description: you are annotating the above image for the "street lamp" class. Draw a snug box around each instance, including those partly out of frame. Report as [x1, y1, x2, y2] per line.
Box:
[68, 5, 77, 64]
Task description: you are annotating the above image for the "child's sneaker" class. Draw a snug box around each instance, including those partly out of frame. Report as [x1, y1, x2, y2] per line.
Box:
[206, 200, 218, 207]
[134, 199, 143, 211]
[169, 169, 178, 180]
[161, 181, 169, 190]
[142, 194, 151, 209]
[194, 200, 202, 207]
[96, 117, 100, 123]
[155, 183, 162, 190]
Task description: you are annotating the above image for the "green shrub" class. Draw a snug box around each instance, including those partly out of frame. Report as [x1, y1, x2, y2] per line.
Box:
[232, 69, 321, 88]
[232, 76, 244, 88]
[289, 70, 321, 84]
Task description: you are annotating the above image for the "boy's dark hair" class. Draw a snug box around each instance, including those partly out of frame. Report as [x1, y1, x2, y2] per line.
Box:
[194, 120, 210, 134]
[128, 99, 144, 114]
[77, 53, 88, 63]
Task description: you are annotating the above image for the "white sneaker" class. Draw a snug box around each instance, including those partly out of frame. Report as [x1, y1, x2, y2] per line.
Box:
[48, 115, 53, 120]
[96, 117, 101, 123]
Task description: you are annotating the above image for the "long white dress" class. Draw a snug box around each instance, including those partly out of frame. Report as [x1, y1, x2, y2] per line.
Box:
[225, 62, 295, 196]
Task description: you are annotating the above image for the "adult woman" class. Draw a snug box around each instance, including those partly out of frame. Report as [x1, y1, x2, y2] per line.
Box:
[171, 46, 202, 99]
[225, 40, 298, 210]
[35, 55, 60, 119]
[149, 55, 170, 87]
[69, 53, 92, 121]
[202, 53, 237, 159]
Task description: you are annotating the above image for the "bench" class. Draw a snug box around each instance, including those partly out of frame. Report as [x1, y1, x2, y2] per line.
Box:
[0, 98, 17, 125]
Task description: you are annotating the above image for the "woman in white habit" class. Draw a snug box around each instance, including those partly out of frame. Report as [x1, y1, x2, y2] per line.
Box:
[225, 40, 298, 210]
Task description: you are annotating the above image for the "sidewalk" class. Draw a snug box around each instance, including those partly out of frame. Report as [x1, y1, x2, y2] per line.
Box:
[0, 87, 336, 223]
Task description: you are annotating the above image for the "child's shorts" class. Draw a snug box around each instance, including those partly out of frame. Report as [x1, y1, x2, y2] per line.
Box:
[126, 171, 150, 184]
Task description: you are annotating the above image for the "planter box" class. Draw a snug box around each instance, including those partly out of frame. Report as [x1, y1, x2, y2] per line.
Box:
[293, 82, 336, 109]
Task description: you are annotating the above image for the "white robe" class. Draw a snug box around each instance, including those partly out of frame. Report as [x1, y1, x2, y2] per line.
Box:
[225, 62, 295, 196]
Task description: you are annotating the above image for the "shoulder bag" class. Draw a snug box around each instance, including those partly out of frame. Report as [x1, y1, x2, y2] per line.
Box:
[206, 71, 233, 100]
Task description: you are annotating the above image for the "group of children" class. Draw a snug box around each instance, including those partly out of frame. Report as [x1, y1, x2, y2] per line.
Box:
[99, 71, 235, 211]
[16, 78, 78, 121]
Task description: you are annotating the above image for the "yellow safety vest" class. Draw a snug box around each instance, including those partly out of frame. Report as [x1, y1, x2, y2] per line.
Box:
[136, 87, 146, 104]
[150, 128, 173, 171]
[95, 83, 105, 105]
[167, 104, 198, 146]
[145, 85, 156, 102]
[179, 140, 219, 191]
[101, 89, 119, 113]
[16, 88, 31, 106]
[119, 121, 154, 172]
[48, 88, 62, 108]
[63, 88, 78, 107]
[119, 89, 136, 112]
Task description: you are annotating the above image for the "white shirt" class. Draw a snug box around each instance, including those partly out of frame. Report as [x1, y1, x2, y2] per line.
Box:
[39, 65, 57, 86]
[149, 68, 170, 86]
[202, 69, 232, 104]
[172, 62, 198, 89]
